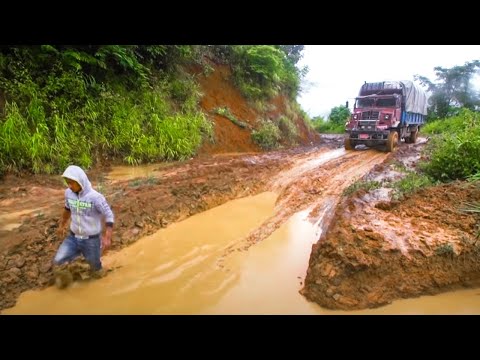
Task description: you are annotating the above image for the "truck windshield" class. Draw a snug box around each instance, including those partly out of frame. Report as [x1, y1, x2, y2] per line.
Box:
[377, 98, 396, 107]
[356, 97, 396, 108]
[356, 98, 374, 107]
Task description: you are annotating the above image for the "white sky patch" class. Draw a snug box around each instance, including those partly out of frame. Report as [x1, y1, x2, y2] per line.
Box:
[297, 45, 480, 118]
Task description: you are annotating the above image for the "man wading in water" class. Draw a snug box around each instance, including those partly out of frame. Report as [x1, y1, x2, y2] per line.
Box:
[53, 165, 114, 288]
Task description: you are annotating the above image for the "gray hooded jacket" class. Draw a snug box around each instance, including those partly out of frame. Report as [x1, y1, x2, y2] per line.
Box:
[62, 165, 114, 236]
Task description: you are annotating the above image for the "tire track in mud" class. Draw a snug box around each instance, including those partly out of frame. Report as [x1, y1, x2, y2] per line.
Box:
[220, 149, 390, 258]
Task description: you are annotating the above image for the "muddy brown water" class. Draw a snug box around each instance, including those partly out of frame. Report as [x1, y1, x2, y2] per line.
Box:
[3, 193, 479, 314]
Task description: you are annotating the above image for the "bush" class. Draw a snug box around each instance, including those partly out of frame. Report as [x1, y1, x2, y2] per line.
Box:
[420, 109, 480, 181]
[252, 120, 281, 150]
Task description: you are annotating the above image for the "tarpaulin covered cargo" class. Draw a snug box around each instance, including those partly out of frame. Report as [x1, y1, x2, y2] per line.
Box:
[359, 81, 428, 115]
[401, 81, 428, 115]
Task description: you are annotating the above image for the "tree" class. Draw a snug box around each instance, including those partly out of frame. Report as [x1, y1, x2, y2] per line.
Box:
[276, 45, 304, 65]
[328, 105, 351, 126]
[414, 60, 480, 119]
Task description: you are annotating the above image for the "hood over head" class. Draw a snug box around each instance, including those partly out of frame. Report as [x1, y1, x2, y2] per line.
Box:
[62, 165, 92, 192]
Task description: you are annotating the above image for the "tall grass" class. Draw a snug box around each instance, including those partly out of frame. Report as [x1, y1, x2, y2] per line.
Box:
[0, 60, 213, 174]
[0, 45, 306, 176]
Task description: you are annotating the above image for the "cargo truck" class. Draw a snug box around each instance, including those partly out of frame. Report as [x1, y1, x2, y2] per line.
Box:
[344, 81, 428, 152]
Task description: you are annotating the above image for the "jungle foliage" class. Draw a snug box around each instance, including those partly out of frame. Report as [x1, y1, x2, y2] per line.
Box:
[0, 45, 307, 176]
[415, 60, 480, 120]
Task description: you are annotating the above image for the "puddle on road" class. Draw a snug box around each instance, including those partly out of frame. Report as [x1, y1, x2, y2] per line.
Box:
[0, 208, 48, 232]
[201, 208, 480, 315]
[272, 148, 346, 189]
[3, 192, 277, 315]
[4, 189, 480, 315]
[106, 164, 167, 181]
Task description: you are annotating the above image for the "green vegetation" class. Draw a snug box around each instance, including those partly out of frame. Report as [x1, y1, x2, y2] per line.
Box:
[343, 180, 381, 196]
[278, 116, 298, 145]
[251, 120, 282, 150]
[328, 105, 351, 127]
[415, 60, 480, 120]
[231, 45, 307, 100]
[391, 172, 436, 200]
[310, 105, 351, 134]
[0, 45, 307, 176]
[435, 243, 455, 256]
[415, 58, 480, 182]
[311, 116, 345, 134]
[419, 109, 480, 181]
[467, 173, 480, 182]
[214, 107, 249, 129]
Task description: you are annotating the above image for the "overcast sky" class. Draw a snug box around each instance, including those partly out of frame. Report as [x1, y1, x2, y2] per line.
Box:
[296, 45, 480, 118]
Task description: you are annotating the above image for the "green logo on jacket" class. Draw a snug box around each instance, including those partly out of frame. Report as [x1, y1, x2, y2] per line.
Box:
[67, 198, 93, 209]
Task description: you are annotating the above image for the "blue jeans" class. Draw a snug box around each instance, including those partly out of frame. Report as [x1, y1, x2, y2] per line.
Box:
[54, 233, 102, 271]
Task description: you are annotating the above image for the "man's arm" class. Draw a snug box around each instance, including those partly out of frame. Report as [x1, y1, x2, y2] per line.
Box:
[96, 195, 114, 251]
[103, 223, 113, 250]
[56, 208, 71, 238]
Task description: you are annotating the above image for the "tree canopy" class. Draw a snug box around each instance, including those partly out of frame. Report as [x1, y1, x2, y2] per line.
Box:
[328, 105, 351, 126]
[414, 60, 480, 119]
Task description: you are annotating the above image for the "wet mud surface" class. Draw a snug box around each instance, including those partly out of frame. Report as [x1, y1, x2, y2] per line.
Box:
[2, 135, 479, 312]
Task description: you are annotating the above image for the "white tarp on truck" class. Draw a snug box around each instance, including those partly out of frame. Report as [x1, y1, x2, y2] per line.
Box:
[359, 81, 428, 115]
[401, 80, 428, 115]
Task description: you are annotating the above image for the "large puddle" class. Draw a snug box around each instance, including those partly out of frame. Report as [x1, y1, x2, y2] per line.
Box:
[3, 191, 480, 315]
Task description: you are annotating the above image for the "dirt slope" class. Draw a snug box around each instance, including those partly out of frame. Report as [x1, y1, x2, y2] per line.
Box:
[193, 63, 319, 155]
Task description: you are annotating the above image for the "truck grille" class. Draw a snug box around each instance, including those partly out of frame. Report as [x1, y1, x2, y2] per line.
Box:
[361, 111, 379, 120]
[358, 120, 377, 128]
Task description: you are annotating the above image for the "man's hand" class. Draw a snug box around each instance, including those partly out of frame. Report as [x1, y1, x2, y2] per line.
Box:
[56, 225, 67, 239]
[57, 208, 71, 239]
[102, 227, 113, 252]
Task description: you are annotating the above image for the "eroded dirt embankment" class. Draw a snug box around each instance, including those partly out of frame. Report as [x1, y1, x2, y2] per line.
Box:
[301, 140, 480, 310]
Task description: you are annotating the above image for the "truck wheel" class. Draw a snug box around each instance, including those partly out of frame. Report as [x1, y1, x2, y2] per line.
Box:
[386, 131, 398, 152]
[344, 138, 353, 150]
[409, 129, 418, 144]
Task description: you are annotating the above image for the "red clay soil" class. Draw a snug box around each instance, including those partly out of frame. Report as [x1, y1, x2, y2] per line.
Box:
[194, 63, 319, 155]
[196, 64, 262, 154]
[300, 141, 480, 310]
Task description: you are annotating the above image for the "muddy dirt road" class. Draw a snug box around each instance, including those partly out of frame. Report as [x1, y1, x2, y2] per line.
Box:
[0, 136, 384, 312]
[1, 135, 479, 313]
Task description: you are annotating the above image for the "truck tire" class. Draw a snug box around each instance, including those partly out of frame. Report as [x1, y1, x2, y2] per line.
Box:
[409, 129, 418, 144]
[344, 138, 353, 150]
[386, 131, 398, 152]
